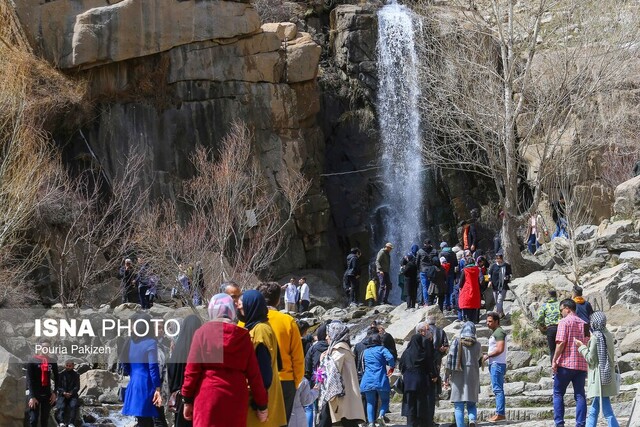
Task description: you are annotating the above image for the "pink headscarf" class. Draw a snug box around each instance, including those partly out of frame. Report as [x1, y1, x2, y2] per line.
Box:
[208, 293, 237, 322]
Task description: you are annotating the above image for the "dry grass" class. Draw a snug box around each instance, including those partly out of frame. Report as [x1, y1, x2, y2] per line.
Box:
[0, 1, 86, 306]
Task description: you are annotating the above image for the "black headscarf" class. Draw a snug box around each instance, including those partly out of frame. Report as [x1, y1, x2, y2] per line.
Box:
[167, 314, 203, 393]
[400, 333, 427, 371]
[241, 290, 269, 331]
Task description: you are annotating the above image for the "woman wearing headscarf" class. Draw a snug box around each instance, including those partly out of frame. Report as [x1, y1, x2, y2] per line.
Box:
[121, 312, 163, 427]
[575, 311, 620, 427]
[359, 333, 395, 426]
[457, 258, 482, 323]
[181, 294, 268, 427]
[445, 322, 483, 427]
[401, 253, 419, 310]
[239, 290, 287, 427]
[400, 324, 437, 427]
[318, 321, 365, 427]
[167, 315, 202, 427]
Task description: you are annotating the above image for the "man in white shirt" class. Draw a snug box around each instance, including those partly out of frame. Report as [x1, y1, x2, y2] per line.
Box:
[298, 277, 310, 312]
[283, 277, 298, 313]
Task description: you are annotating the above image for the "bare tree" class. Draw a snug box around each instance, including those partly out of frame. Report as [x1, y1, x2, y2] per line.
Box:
[414, 0, 639, 272]
[41, 152, 148, 306]
[135, 121, 310, 304]
[0, 5, 85, 306]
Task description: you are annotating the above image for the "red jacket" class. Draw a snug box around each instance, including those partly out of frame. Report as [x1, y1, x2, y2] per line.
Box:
[458, 265, 482, 309]
[182, 321, 268, 427]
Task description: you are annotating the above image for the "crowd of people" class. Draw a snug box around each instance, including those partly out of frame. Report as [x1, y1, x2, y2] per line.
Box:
[344, 238, 513, 324]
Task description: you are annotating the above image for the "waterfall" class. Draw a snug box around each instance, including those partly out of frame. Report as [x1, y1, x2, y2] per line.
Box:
[374, 1, 423, 303]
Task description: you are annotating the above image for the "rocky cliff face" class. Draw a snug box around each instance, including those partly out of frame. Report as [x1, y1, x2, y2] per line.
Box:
[14, 0, 329, 275]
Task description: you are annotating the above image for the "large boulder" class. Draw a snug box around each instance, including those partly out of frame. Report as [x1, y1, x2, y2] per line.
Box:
[613, 175, 640, 220]
[0, 347, 25, 427]
[80, 369, 120, 398]
[582, 263, 640, 311]
[18, 0, 262, 69]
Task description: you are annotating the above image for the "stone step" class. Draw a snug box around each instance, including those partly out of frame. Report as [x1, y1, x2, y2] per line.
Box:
[385, 399, 634, 424]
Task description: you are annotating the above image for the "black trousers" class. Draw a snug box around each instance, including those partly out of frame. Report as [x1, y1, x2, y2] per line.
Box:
[281, 380, 296, 423]
[347, 276, 360, 303]
[547, 324, 558, 360]
[318, 405, 360, 427]
[28, 396, 51, 427]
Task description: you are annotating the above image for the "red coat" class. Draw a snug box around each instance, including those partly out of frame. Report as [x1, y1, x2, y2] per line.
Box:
[182, 321, 267, 427]
[458, 265, 482, 309]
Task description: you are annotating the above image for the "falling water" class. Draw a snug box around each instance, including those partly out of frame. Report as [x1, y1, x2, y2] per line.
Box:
[374, 1, 423, 302]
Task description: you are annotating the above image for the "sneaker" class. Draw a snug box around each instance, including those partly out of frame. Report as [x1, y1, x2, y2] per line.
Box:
[59, 424, 66, 427]
[68, 424, 76, 427]
[376, 416, 387, 427]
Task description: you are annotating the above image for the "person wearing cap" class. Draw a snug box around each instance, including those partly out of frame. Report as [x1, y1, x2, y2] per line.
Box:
[376, 243, 394, 305]
[537, 289, 562, 360]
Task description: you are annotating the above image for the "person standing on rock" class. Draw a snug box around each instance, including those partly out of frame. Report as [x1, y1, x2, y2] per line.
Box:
[298, 277, 311, 312]
[575, 311, 621, 427]
[344, 248, 362, 306]
[401, 252, 419, 310]
[552, 299, 589, 427]
[440, 242, 458, 311]
[445, 322, 483, 427]
[416, 240, 439, 307]
[376, 243, 394, 305]
[483, 312, 507, 423]
[537, 289, 561, 360]
[457, 257, 482, 323]
[55, 360, 80, 427]
[118, 258, 137, 304]
[487, 252, 512, 318]
[283, 278, 299, 313]
[27, 340, 59, 427]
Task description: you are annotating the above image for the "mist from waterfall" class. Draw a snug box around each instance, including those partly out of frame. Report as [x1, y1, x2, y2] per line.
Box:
[374, 1, 423, 302]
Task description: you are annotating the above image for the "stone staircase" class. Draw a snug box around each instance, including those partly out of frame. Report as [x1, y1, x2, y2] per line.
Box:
[383, 310, 637, 427]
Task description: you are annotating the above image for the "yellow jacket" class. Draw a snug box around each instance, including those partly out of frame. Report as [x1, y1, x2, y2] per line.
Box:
[247, 322, 287, 427]
[365, 280, 377, 301]
[267, 309, 305, 385]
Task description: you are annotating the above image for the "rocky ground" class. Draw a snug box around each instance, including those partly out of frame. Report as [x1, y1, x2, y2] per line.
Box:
[1, 177, 639, 427]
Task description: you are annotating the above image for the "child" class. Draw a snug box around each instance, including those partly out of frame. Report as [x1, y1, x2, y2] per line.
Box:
[288, 377, 318, 427]
[365, 277, 378, 307]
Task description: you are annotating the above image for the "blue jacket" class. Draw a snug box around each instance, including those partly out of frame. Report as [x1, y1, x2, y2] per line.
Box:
[122, 338, 161, 417]
[359, 345, 395, 392]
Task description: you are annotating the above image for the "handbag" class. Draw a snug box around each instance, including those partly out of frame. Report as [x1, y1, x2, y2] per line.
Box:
[168, 391, 181, 413]
[614, 362, 622, 395]
[393, 376, 404, 394]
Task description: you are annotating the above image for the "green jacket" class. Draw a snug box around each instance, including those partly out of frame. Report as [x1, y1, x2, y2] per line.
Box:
[578, 329, 618, 398]
[536, 298, 560, 327]
[376, 248, 390, 273]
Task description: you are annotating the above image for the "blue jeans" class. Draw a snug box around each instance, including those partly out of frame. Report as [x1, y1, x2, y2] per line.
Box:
[454, 401, 477, 427]
[444, 274, 455, 308]
[304, 403, 314, 427]
[553, 367, 587, 427]
[586, 397, 619, 427]
[527, 233, 539, 254]
[364, 390, 390, 423]
[490, 363, 506, 415]
[419, 272, 429, 305]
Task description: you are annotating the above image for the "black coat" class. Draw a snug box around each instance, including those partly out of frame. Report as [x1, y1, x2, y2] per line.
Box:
[57, 369, 80, 397]
[345, 253, 360, 277]
[416, 246, 440, 274]
[27, 356, 59, 399]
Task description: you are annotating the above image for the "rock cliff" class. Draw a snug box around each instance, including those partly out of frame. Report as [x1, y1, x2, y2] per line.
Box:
[14, 0, 329, 276]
